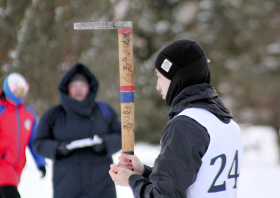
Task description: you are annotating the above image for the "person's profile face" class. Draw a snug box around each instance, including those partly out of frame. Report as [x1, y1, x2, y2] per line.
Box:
[155, 69, 171, 100]
[68, 81, 90, 101]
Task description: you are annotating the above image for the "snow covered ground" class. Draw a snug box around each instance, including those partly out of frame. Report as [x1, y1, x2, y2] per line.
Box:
[18, 125, 280, 198]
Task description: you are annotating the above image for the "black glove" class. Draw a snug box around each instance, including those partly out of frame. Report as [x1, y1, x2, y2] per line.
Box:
[91, 141, 107, 155]
[56, 142, 71, 157]
[39, 166, 46, 178]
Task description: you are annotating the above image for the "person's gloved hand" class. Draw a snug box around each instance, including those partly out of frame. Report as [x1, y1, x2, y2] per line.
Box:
[39, 166, 46, 178]
[56, 142, 72, 157]
[91, 135, 107, 155]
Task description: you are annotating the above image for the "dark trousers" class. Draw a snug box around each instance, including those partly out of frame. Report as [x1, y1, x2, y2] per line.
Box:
[0, 186, 21, 198]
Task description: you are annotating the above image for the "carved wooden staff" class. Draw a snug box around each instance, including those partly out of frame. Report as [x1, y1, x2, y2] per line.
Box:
[74, 21, 134, 155]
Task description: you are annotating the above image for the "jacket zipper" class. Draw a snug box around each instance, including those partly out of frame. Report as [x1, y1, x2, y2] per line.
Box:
[13, 107, 20, 183]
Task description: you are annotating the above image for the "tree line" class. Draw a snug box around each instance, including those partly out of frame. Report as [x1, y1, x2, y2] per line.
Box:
[0, 0, 280, 160]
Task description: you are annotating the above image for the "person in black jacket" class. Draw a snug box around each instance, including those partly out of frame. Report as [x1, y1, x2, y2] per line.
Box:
[109, 40, 243, 198]
[33, 63, 121, 198]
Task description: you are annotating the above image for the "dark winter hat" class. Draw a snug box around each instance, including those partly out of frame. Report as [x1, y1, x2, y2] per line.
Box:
[69, 73, 89, 84]
[155, 40, 211, 106]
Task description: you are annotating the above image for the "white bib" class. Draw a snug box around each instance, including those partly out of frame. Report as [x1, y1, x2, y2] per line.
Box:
[176, 108, 243, 198]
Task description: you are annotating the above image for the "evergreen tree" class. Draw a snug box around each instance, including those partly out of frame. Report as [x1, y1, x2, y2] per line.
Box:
[1, 0, 280, 161]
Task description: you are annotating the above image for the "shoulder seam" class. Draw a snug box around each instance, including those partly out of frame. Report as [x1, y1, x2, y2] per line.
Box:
[24, 106, 36, 117]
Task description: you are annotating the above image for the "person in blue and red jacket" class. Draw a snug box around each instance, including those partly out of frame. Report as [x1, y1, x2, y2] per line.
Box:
[0, 73, 46, 198]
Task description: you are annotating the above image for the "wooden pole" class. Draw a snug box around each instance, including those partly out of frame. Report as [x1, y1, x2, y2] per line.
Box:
[74, 21, 135, 155]
[118, 28, 134, 155]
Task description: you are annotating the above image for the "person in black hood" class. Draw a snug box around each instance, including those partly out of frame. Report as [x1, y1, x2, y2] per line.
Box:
[109, 40, 243, 198]
[33, 63, 121, 198]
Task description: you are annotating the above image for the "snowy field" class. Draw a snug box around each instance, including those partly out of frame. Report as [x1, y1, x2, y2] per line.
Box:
[18, 125, 280, 198]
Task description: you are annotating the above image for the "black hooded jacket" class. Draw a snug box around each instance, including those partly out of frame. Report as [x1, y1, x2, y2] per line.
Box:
[128, 83, 233, 198]
[33, 63, 121, 198]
